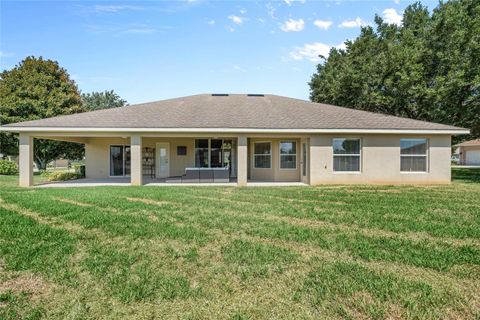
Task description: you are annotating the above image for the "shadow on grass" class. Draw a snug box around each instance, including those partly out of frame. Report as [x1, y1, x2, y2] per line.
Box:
[452, 167, 480, 183]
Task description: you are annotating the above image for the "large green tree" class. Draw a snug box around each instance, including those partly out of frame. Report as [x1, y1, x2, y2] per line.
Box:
[0, 56, 85, 168]
[81, 90, 127, 111]
[309, 0, 480, 141]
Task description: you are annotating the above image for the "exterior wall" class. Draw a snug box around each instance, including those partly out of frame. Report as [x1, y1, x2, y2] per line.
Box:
[249, 138, 301, 182]
[142, 138, 195, 177]
[85, 137, 195, 178]
[459, 146, 480, 165]
[309, 134, 451, 185]
[85, 137, 130, 178]
[84, 134, 452, 184]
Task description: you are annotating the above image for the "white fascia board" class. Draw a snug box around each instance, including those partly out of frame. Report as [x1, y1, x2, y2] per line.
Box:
[0, 126, 470, 135]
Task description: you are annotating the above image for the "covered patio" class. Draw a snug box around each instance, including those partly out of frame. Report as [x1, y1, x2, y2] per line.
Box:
[18, 132, 309, 187]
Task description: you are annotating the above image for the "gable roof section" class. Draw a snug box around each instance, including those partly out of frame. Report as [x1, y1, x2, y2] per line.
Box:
[455, 139, 480, 147]
[1, 94, 468, 134]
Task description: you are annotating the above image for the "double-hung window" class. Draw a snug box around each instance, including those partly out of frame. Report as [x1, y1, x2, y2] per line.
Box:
[332, 138, 361, 172]
[254, 142, 271, 168]
[400, 139, 428, 172]
[280, 141, 297, 169]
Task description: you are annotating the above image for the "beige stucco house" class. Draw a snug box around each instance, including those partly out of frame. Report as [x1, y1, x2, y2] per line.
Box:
[0, 94, 469, 187]
[454, 139, 480, 165]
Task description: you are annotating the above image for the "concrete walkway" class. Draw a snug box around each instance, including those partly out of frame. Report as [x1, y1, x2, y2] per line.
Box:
[35, 178, 308, 188]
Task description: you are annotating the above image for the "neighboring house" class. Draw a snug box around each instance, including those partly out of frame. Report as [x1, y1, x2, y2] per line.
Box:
[0, 94, 469, 187]
[454, 139, 480, 165]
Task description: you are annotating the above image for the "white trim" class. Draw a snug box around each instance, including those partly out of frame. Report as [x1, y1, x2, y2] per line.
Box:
[332, 138, 362, 173]
[253, 141, 272, 169]
[0, 126, 470, 135]
[279, 140, 297, 170]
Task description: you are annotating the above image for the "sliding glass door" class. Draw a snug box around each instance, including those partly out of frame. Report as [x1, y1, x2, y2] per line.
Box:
[110, 145, 131, 176]
[194, 139, 236, 176]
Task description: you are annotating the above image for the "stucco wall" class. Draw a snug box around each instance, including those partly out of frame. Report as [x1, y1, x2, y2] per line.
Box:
[309, 134, 451, 185]
[142, 138, 195, 177]
[84, 134, 452, 184]
[249, 138, 301, 182]
[85, 137, 130, 179]
[85, 137, 195, 178]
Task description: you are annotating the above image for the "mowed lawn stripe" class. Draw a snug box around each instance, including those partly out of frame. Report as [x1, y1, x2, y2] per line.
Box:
[0, 191, 208, 243]
[0, 206, 76, 282]
[105, 193, 480, 272]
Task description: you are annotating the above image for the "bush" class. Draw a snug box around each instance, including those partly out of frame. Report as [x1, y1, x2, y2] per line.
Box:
[0, 160, 18, 175]
[42, 171, 80, 181]
[73, 164, 86, 178]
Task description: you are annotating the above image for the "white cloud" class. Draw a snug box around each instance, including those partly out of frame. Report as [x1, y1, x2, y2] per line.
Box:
[313, 19, 333, 30]
[382, 8, 402, 25]
[280, 18, 305, 32]
[339, 17, 369, 28]
[394, 0, 400, 3]
[266, 3, 277, 19]
[284, 0, 306, 5]
[0, 50, 13, 58]
[226, 26, 235, 32]
[290, 42, 345, 62]
[233, 65, 246, 72]
[94, 5, 144, 13]
[228, 15, 243, 25]
[240, 9, 247, 14]
[208, 19, 215, 25]
[124, 27, 156, 34]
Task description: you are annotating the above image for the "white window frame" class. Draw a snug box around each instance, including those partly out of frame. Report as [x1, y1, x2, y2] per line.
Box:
[109, 144, 131, 177]
[332, 138, 362, 173]
[279, 140, 297, 170]
[400, 138, 429, 173]
[253, 141, 272, 169]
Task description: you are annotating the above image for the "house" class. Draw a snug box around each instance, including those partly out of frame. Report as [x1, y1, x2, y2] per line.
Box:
[454, 139, 480, 165]
[0, 94, 469, 187]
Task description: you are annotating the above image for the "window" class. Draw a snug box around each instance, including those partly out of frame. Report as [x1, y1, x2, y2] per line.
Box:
[194, 139, 234, 170]
[177, 146, 187, 156]
[280, 141, 297, 169]
[333, 138, 361, 172]
[400, 139, 428, 172]
[195, 139, 209, 168]
[254, 142, 271, 168]
[110, 145, 131, 176]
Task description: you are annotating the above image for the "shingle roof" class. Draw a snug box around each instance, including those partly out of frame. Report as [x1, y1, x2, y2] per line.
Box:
[454, 139, 480, 147]
[2, 94, 467, 132]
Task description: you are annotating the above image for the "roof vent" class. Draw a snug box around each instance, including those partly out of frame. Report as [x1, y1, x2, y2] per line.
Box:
[247, 94, 264, 97]
[211, 93, 229, 96]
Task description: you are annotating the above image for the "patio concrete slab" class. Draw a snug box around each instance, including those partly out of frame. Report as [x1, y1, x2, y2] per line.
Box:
[35, 178, 307, 188]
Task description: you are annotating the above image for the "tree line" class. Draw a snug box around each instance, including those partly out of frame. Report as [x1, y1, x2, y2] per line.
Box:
[310, 0, 479, 141]
[0, 56, 127, 169]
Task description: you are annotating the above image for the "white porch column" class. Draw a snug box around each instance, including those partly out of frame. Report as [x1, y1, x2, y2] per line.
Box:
[130, 134, 143, 186]
[237, 135, 248, 186]
[19, 133, 33, 187]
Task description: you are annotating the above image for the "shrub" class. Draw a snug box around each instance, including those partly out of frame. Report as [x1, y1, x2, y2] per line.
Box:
[73, 164, 86, 178]
[42, 171, 80, 181]
[0, 160, 18, 175]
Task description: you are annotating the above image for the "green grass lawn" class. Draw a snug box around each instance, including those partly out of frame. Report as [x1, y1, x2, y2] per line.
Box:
[0, 168, 479, 319]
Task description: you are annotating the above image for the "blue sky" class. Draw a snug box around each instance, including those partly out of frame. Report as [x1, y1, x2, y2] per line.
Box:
[1, 0, 437, 104]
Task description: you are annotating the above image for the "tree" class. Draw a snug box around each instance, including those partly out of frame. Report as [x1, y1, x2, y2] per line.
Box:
[0, 56, 85, 168]
[309, 0, 480, 141]
[81, 90, 127, 110]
